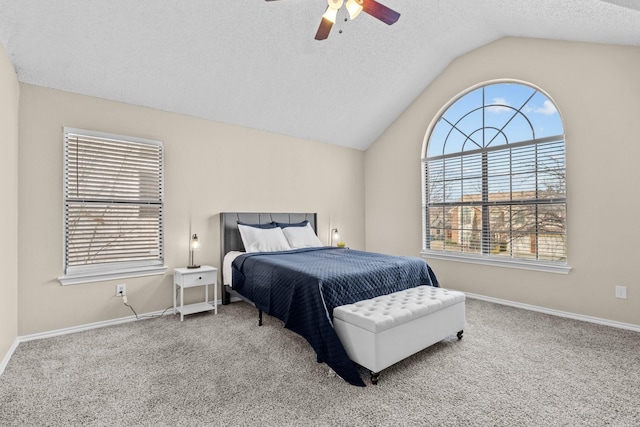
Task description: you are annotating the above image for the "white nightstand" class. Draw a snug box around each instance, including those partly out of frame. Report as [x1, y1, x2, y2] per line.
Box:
[173, 265, 218, 321]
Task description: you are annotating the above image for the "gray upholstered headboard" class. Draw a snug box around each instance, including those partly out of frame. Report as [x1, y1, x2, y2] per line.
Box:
[219, 212, 317, 264]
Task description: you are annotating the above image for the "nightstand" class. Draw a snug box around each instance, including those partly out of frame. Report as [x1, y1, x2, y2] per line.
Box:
[173, 265, 218, 321]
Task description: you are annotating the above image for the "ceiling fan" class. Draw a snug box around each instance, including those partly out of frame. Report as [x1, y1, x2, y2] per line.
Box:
[265, 0, 401, 40]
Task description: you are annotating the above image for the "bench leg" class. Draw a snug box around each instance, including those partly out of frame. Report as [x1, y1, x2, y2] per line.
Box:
[457, 330, 464, 340]
[258, 309, 263, 326]
[370, 371, 380, 385]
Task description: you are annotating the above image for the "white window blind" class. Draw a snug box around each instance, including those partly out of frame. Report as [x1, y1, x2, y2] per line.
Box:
[62, 128, 164, 283]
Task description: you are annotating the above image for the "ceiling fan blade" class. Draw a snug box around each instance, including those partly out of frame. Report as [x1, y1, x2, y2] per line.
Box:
[362, 0, 400, 25]
[315, 17, 334, 40]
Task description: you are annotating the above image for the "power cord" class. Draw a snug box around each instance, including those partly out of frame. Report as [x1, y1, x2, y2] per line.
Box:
[121, 287, 216, 320]
[122, 294, 175, 320]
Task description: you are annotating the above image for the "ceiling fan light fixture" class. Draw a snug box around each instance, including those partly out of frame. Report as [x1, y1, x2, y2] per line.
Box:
[268, 0, 399, 40]
[322, 5, 339, 24]
[346, 0, 363, 19]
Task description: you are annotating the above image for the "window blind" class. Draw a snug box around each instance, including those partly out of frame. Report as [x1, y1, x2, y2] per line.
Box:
[425, 138, 566, 261]
[63, 128, 164, 275]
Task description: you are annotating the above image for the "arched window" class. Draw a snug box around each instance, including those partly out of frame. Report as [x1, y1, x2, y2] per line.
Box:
[422, 81, 566, 268]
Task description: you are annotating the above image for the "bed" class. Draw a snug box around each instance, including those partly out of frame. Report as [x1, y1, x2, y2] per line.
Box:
[219, 212, 439, 386]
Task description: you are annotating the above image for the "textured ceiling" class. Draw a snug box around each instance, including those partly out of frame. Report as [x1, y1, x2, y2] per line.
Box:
[1, 0, 639, 150]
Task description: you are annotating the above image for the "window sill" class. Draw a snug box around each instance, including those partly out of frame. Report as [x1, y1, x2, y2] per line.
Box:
[59, 265, 168, 286]
[420, 250, 572, 274]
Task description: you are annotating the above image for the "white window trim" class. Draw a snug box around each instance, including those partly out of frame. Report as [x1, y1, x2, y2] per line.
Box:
[59, 127, 166, 285]
[421, 250, 572, 274]
[58, 265, 167, 286]
[422, 79, 568, 269]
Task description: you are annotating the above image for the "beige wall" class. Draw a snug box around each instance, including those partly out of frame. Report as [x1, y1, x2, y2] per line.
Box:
[12, 37, 640, 337]
[0, 42, 19, 361]
[365, 38, 640, 326]
[18, 84, 365, 336]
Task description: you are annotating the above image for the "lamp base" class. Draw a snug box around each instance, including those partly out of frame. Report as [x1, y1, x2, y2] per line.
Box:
[187, 264, 201, 269]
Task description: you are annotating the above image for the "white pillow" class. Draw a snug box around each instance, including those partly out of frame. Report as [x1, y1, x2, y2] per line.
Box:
[238, 224, 292, 253]
[282, 223, 323, 249]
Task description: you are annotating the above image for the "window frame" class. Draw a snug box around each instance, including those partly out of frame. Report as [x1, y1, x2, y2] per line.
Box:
[420, 80, 571, 274]
[59, 128, 166, 285]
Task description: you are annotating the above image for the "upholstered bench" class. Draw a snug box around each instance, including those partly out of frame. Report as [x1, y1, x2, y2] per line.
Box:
[333, 286, 465, 384]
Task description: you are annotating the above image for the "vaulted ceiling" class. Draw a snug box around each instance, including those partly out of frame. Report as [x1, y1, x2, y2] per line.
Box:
[1, 0, 639, 150]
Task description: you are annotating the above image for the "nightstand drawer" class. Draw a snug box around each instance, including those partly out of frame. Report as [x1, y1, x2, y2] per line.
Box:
[180, 271, 216, 287]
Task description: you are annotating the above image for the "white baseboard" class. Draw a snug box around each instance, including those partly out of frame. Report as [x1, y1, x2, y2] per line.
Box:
[464, 292, 640, 333]
[1, 299, 226, 377]
[0, 337, 19, 376]
[18, 298, 223, 343]
[18, 308, 174, 343]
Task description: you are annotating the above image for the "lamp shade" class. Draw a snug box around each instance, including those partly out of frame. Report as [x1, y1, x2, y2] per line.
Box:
[331, 228, 340, 246]
[323, 0, 343, 23]
[188, 233, 201, 269]
[322, 5, 339, 23]
[346, 0, 363, 19]
[190, 234, 200, 250]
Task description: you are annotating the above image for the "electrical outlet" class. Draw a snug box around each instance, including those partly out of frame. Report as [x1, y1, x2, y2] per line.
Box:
[116, 284, 126, 297]
[615, 286, 627, 299]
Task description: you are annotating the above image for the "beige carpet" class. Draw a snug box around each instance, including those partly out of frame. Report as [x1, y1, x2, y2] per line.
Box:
[1, 298, 639, 426]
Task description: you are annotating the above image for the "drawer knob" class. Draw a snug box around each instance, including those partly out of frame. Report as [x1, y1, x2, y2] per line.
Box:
[198, 276, 202, 280]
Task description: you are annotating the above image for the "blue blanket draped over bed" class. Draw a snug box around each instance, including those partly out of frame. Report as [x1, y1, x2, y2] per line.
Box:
[231, 247, 439, 386]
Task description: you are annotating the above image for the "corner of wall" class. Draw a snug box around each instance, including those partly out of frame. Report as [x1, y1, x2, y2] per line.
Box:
[0, 40, 20, 374]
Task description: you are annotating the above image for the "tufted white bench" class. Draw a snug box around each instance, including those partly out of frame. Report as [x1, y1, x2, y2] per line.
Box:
[333, 286, 465, 384]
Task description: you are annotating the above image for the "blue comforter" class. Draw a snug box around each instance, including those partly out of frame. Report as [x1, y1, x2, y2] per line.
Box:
[232, 247, 438, 386]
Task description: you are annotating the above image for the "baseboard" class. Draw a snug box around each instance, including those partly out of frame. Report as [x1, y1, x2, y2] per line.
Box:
[0, 300, 225, 377]
[0, 337, 19, 376]
[464, 292, 640, 333]
[18, 298, 222, 343]
[18, 308, 175, 343]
